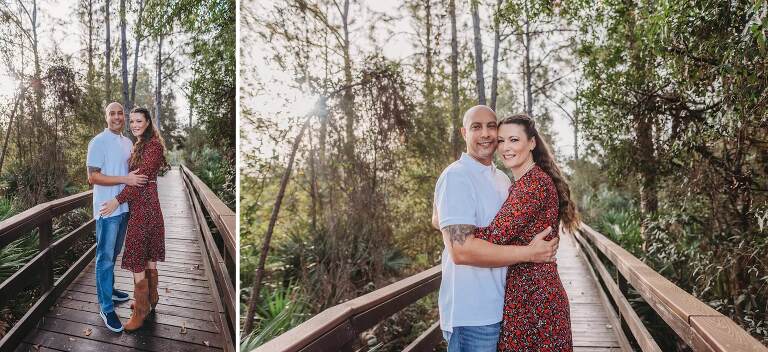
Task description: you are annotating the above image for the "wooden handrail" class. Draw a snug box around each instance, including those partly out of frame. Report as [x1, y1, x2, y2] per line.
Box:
[0, 191, 94, 350]
[179, 164, 236, 352]
[254, 266, 442, 352]
[179, 164, 235, 259]
[256, 222, 768, 352]
[0, 191, 92, 248]
[577, 223, 767, 352]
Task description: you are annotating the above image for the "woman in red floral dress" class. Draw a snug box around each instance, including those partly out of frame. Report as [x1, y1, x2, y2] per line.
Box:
[101, 107, 168, 331]
[473, 114, 579, 351]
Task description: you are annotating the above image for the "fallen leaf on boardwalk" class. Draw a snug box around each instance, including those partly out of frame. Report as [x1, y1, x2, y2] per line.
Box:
[84, 328, 93, 336]
[194, 264, 200, 270]
[69, 338, 75, 341]
[606, 324, 612, 329]
[204, 341, 210, 346]
[165, 287, 171, 293]
[32, 344, 40, 350]
[180, 321, 187, 334]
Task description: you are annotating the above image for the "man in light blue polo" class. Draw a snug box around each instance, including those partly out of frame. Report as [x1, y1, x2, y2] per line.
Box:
[433, 105, 559, 351]
[86, 102, 147, 332]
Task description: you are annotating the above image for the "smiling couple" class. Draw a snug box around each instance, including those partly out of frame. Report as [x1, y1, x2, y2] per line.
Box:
[86, 102, 169, 333]
[433, 105, 579, 351]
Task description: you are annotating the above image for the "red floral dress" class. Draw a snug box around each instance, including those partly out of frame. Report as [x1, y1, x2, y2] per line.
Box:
[117, 137, 166, 273]
[473, 165, 573, 352]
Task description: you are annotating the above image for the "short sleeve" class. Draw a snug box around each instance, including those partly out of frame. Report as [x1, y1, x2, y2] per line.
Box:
[86, 138, 104, 169]
[435, 170, 477, 228]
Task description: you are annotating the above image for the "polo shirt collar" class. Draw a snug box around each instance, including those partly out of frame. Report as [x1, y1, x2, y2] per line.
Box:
[459, 153, 496, 175]
[103, 128, 126, 139]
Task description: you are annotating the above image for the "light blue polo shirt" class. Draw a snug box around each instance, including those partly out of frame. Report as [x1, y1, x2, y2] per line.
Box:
[86, 129, 133, 219]
[434, 153, 512, 332]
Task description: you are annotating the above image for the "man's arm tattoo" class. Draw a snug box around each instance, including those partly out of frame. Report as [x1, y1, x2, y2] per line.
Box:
[442, 224, 477, 246]
[87, 166, 101, 175]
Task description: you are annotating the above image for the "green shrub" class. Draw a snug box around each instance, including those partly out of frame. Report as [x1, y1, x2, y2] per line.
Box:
[183, 133, 235, 209]
[240, 284, 308, 351]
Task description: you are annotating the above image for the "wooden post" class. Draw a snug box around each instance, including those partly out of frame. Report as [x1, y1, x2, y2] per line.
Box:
[617, 271, 630, 338]
[38, 218, 54, 292]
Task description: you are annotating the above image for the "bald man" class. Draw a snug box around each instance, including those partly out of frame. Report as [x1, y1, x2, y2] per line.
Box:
[432, 105, 559, 351]
[86, 102, 148, 332]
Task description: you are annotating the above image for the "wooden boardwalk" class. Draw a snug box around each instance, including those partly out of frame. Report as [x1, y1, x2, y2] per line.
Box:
[558, 233, 625, 352]
[15, 170, 225, 352]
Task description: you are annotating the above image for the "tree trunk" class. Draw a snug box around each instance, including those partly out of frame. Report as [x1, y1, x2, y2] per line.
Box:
[471, 0, 486, 105]
[490, 0, 502, 110]
[242, 116, 312, 335]
[424, 0, 434, 109]
[105, 0, 112, 100]
[624, 0, 657, 251]
[523, 3, 533, 117]
[0, 87, 26, 174]
[308, 127, 318, 231]
[341, 0, 355, 160]
[573, 109, 579, 161]
[636, 115, 658, 250]
[30, 0, 44, 204]
[155, 35, 163, 129]
[86, 0, 95, 87]
[449, 0, 461, 159]
[130, 0, 146, 108]
[119, 0, 130, 115]
[30, 0, 42, 127]
[186, 70, 195, 128]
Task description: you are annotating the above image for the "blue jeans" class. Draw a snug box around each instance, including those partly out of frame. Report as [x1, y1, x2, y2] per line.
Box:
[442, 322, 501, 352]
[95, 212, 128, 313]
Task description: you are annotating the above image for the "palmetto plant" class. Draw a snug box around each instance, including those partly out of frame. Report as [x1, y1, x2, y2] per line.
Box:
[240, 284, 307, 351]
[0, 198, 33, 283]
[0, 234, 38, 283]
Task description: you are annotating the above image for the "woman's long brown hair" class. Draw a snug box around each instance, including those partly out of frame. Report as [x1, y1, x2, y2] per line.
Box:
[499, 114, 579, 232]
[128, 107, 169, 172]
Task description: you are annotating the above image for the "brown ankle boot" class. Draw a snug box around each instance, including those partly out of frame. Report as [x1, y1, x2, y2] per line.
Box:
[124, 278, 150, 331]
[147, 268, 159, 309]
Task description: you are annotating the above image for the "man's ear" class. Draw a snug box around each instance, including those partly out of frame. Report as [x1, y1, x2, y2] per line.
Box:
[460, 127, 467, 141]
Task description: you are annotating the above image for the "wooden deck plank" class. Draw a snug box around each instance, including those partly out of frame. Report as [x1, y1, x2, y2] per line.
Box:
[63, 289, 217, 313]
[70, 279, 214, 298]
[58, 292, 218, 322]
[53, 299, 221, 333]
[83, 267, 211, 287]
[85, 265, 208, 280]
[19, 169, 226, 351]
[33, 317, 216, 352]
[45, 306, 223, 348]
[557, 233, 627, 350]
[69, 282, 212, 303]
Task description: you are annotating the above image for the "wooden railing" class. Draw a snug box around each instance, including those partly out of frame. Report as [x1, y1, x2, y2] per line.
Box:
[574, 223, 768, 352]
[255, 223, 768, 352]
[0, 191, 94, 350]
[180, 164, 236, 351]
[254, 266, 442, 352]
